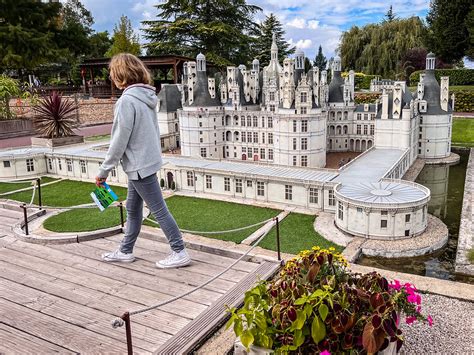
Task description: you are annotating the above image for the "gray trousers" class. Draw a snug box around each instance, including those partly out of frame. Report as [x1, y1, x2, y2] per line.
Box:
[119, 174, 184, 254]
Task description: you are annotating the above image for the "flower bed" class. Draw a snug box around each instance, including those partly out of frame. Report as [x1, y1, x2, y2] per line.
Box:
[228, 247, 432, 354]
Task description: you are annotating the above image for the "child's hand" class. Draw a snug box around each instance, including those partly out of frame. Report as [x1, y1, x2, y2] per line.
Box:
[95, 176, 107, 187]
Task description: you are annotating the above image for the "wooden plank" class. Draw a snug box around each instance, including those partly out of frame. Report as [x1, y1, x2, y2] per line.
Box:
[0, 323, 75, 354]
[0, 278, 162, 353]
[62, 237, 250, 283]
[0, 299, 128, 354]
[106, 234, 259, 273]
[0, 248, 207, 321]
[2, 241, 224, 307]
[0, 261, 189, 336]
[156, 261, 281, 355]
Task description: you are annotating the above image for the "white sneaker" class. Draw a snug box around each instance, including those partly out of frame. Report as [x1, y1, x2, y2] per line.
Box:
[156, 249, 191, 269]
[101, 249, 135, 263]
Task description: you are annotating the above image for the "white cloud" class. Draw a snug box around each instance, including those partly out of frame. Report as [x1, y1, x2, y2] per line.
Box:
[287, 18, 306, 29]
[307, 20, 319, 29]
[288, 39, 313, 50]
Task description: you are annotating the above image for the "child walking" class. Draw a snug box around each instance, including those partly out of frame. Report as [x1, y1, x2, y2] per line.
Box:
[97, 53, 190, 269]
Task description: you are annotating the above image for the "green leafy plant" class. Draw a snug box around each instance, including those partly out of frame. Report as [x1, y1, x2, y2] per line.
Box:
[33, 91, 78, 138]
[409, 69, 474, 86]
[171, 181, 176, 190]
[228, 247, 432, 354]
[0, 75, 36, 120]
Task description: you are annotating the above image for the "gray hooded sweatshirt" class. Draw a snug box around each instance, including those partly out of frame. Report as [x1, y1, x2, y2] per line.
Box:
[98, 84, 163, 180]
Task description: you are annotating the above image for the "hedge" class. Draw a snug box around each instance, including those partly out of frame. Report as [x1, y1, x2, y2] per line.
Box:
[409, 69, 474, 86]
[453, 91, 474, 112]
[342, 72, 376, 90]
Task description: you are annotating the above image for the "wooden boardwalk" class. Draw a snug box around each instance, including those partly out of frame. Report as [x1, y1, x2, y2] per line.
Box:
[0, 209, 278, 354]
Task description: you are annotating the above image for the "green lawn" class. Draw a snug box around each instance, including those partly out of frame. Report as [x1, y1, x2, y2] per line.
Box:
[258, 213, 343, 255]
[0, 176, 58, 195]
[452, 118, 474, 147]
[144, 195, 280, 243]
[43, 207, 125, 232]
[85, 134, 111, 142]
[7, 179, 127, 207]
[408, 85, 474, 92]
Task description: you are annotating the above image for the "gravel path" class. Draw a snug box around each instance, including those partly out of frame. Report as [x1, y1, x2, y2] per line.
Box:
[400, 293, 474, 354]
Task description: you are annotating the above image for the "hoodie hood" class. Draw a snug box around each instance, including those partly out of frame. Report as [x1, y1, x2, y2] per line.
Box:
[122, 84, 158, 109]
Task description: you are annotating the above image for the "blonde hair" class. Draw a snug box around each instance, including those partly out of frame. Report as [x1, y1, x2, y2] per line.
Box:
[109, 53, 152, 89]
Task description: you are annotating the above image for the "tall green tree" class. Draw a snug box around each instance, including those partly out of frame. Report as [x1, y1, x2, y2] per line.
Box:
[313, 45, 327, 71]
[88, 31, 113, 58]
[253, 13, 295, 67]
[384, 5, 397, 22]
[142, 0, 262, 67]
[0, 0, 62, 74]
[339, 17, 425, 77]
[106, 15, 141, 57]
[425, 0, 473, 63]
[467, 8, 474, 60]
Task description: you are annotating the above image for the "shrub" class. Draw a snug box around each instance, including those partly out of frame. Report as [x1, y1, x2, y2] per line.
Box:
[228, 247, 432, 354]
[0, 75, 36, 120]
[453, 91, 474, 112]
[342, 72, 376, 90]
[409, 69, 474, 86]
[355, 92, 380, 104]
[33, 91, 78, 138]
[171, 181, 176, 190]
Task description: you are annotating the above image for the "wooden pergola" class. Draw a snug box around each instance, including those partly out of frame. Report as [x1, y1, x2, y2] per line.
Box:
[79, 55, 204, 96]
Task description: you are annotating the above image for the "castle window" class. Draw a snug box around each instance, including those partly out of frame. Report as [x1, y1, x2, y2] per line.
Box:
[309, 188, 318, 204]
[301, 107, 307, 114]
[371, 114, 375, 120]
[301, 138, 308, 150]
[247, 116, 252, 126]
[26, 158, 34, 172]
[48, 158, 53, 170]
[268, 117, 273, 128]
[293, 156, 297, 166]
[80, 160, 86, 174]
[199, 122, 202, 127]
[293, 138, 297, 150]
[405, 214, 411, 223]
[268, 149, 273, 160]
[235, 179, 243, 193]
[200, 138, 203, 143]
[301, 120, 308, 132]
[66, 159, 72, 172]
[3, 160, 10, 168]
[338, 202, 344, 220]
[364, 125, 368, 135]
[269, 92, 275, 101]
[357, 207, 362, 213]
[357, 125, 361, 134]
[247, 180, 252, 188]
[293, 120, 297, 132]
[161, 138, 165, 148]
[200, 148, 207, 157]
[260, 148, 265, 159]
[224, 177, 230, 191]
[187, 171, 194, 187]
[285, 185, 293, 201]
[381, 210, 388, 215]
[111, 167, 117, 177]
[247, 132, 252, 142]
[370, 125, 374, 135]
[262, 132, 265, 143]
[253, 132, 258, 143]
[241, 116, 245, 126]
[254, 148, 259, 155]
[300, 92, 307, 103]
[270, 105, 275, 112]
[257, 181, 265, 196]
[381, 220, 387, 228]
[242, 133, 246, 143]
[328, 190, 335, 206]
[301, 155, 307, 167]
[331, 112, 335, 119]
[344, 111, 348, 120]
[242, 147, 246, 153]
[357, 113, 361, 120]
[364, 114, 368, 120]
[253, 116, 258, 127]
[268, 133, 273, 144]
[261, 118, 265, 127]
[206, 175, 212, 189]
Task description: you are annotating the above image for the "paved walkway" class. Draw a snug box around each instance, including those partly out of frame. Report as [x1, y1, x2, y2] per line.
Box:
[0, 123, 112, 149]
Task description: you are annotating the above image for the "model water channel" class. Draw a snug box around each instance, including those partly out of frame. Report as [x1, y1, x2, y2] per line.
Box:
[359, 149, 473, 283]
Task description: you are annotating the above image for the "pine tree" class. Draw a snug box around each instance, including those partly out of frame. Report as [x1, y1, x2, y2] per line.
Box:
[425, 0, 472, 63]
[313, 45, 327, 71]
[142, 0, 261, 67]
[106, 15, 141, 57]
[384, 5, 397, 22]
[253, 14, 295, 67]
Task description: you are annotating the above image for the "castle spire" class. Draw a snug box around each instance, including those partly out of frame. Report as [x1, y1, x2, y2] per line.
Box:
[271, 33, 278, 61]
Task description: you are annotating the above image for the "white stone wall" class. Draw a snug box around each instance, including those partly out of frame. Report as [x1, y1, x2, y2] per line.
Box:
[0, 155, 47, 179]
[418, 113, 452, 159]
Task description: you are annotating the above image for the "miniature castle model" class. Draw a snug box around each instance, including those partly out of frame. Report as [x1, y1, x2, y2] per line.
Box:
[0, 37, 455, 241]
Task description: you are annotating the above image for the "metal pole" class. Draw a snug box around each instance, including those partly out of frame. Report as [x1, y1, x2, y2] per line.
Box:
[22, 204, 29, 235]
[275, 217, 281, 261]
[122, 312, 133, 355]
[119, 202, 124, 228]
[36, 178, 42, 209]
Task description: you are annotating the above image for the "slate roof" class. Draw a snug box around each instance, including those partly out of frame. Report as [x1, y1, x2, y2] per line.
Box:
[422, 70, 450, 115]
[157, 85, 182, 113]
[188, 72, 220, 107]
[328, 71, 345, 103]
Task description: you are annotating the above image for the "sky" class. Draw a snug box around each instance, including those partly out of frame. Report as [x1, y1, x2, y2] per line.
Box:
[80, 0, 473, 68]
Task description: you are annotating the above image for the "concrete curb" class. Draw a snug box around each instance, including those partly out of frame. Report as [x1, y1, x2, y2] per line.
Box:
[424, 152, 460, 166]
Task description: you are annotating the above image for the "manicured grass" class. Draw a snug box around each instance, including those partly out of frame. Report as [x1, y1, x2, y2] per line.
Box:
[144, 195, 280, 243]
[258, 213, 343, 255]
[0, 176, 58, 195]
[452, 118, 474, 147]
[85, 134, 111, 142]
[43, 207, 125, 232]
[7, 179, 127, 207]
[448, 85, 474, 92]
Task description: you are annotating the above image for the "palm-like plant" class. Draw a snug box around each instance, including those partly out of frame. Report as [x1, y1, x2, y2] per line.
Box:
[34, 91, 78, 138]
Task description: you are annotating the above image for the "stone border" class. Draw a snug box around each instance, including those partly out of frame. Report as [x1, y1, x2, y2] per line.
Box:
[424, 152, 460, 166]
[455, 148, 474, 276]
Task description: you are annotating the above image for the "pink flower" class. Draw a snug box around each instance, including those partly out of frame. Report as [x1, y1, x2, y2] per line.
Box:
[320, 351, 331, 355]
[427, 315, 433, 327]
[416, 306, 421, 313]
[389, 280, 401, 290]
[405, 316, 417, 325]
[407, 294, 418, 304]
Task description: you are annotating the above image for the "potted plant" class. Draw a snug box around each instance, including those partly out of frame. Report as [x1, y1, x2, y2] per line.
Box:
[32, 91, 84, 147]
[229, 247, 432, 354]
